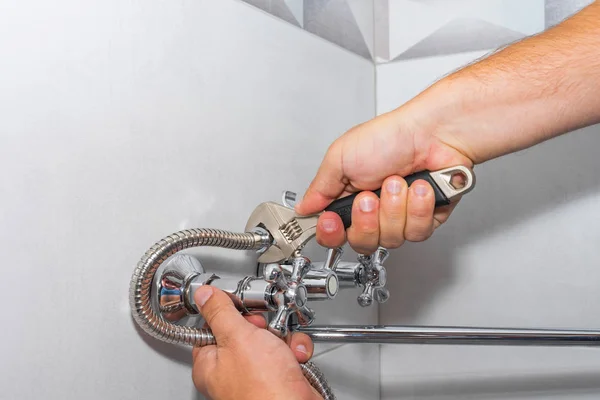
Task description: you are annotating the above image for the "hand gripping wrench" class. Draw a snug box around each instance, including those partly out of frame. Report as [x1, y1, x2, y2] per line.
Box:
[245, 165, 476, 264]
[129, 164, 600, 400]
[243, 166, 476, 310]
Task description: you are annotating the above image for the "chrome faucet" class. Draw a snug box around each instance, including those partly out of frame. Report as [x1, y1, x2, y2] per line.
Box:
[130, 166, 600, 400]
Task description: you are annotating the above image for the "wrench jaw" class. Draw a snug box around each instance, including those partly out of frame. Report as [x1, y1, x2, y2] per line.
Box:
[244, 201, 318, 264]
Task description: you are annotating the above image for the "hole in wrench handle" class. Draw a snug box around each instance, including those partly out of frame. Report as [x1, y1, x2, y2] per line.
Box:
[324, 169, 467, 230]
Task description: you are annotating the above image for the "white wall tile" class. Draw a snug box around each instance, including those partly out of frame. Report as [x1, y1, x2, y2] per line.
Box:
[381, 345, 600, 399]
[412, 0, 545, 35]
[387, 0, 453, 60]
[377, 12, 600, 400]
[0, 0, 374, 398]
[241, 0, 375, 60]
[376, 50, 489, 114]
[546, 0, 595, 27]
[313, 344, 381, 400]
[379, 0, 544, 62]
[379, 129, 600, 399]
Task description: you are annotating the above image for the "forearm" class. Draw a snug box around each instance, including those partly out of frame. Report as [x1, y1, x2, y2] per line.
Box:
[406, 1, 600, 164]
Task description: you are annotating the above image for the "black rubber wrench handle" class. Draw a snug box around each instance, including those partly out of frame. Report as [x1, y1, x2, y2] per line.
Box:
[323, 166, 475, 230]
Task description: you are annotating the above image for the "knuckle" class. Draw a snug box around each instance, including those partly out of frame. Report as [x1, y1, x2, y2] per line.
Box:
[203, 299, 224, 323]
[405, 229, 432, 242]
[381, 197, 406, 216]
[348, 229, 379, 249]
[351, 217, 380, 237]
[349, 236, 378, 254]
[384, 209, 407, 223]
[408, 204, 432, 219]
[356, 223, 379, 236]
[325, 139, 343, 162]
[380, 236, 405, 249]
[352, 244, 378, 255]
[228, 334, 247, 350]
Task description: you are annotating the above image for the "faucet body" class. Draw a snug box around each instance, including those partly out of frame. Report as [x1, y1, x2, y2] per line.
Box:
[156, 248, 372, 337]
[128, 171, 598, 400]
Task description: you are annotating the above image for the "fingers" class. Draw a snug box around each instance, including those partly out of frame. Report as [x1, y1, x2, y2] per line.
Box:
[404, 180, 436, 242]
[379, 176, 408, 249]
[244, 314, 313, 363]
[347, 192, 380, 254]
[326, 177, 439, 251]
[244, 313, 267, 329]
[193, 313, 266, 395]
[295, 142, 346, 215]
[194, 286, 253, 346]
[433, 201, 458, 229]
[316, 180, 438, 252]
[192, 345, 217, 396]
[316, 212, 346, 248]
[289, 333, 314, 363]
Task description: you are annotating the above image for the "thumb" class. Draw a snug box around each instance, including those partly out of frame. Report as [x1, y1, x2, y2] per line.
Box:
[194, 286, 252, 345]
[295, 143, 347, 215]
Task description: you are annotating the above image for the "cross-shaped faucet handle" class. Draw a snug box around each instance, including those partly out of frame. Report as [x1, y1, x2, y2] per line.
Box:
[264, 256, 315, 338]
[356, 247, 390, 307]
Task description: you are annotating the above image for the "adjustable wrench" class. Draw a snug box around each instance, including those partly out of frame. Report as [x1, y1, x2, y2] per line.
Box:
[245, 166, 476, 264]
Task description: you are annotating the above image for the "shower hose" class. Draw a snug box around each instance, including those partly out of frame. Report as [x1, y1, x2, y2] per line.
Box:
[129, 228, 335, 400]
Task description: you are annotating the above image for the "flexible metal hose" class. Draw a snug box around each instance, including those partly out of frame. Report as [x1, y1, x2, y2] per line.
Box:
[301, 362, 336, 400]
[130, 228, 266, 346]
[129, 228, 335, 399]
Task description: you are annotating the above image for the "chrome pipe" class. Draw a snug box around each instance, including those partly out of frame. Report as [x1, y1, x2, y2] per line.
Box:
[298, 325, 600, 346]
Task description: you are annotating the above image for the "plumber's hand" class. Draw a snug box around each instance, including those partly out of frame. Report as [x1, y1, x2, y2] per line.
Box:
[295, 103, 473, 255]
[192, 286, 321, 400]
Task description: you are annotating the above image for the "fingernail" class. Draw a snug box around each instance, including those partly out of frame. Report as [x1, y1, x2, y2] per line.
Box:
[359, 196, 376, 212]
[321, 218, 338, 233]
[413, 184, 428, 198]
[296, 344, 308, 355]
[386, 180, 402, 195]
[195, 286, 213, 308]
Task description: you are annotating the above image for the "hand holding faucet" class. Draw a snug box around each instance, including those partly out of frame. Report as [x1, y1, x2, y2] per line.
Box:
[191, 286, 320, 400]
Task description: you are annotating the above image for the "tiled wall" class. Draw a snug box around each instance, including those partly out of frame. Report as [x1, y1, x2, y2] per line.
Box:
[0, 0, 376, 399]
[241, 1, 600, 399]
[241, 0, 595, 64]
[376, 1, 600, 399]
[375, 0, 545, 64]
[241, 0, 375, 60]
[4, 0, 597, 399]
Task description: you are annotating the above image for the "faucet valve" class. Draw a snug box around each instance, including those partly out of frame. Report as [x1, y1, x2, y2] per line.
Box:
[264, 256, 315, 338]
[334, 247, 390, 307]
[356, 247, 389, 307]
